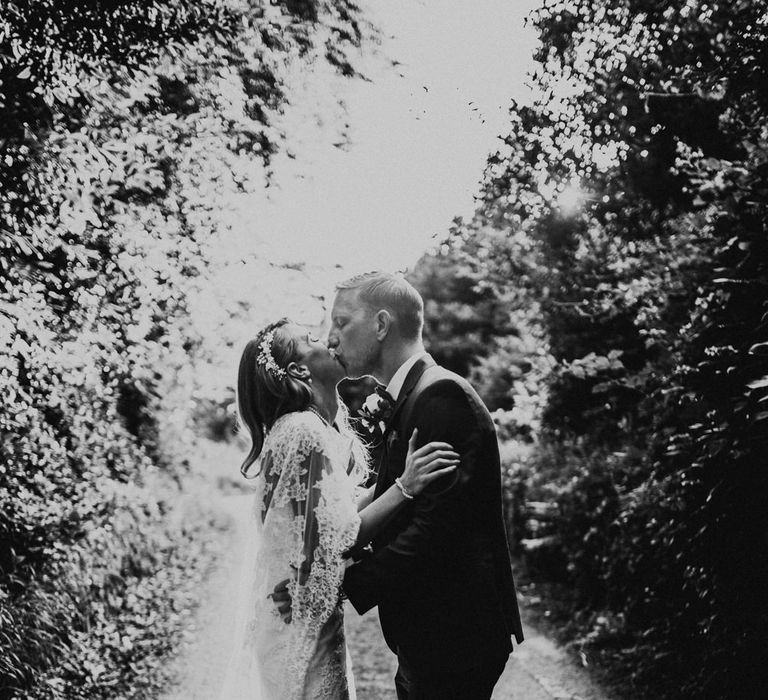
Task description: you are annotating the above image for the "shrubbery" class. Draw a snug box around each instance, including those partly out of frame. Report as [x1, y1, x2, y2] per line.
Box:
[1, 1, 366, 696]
[414, 2, 768, 697]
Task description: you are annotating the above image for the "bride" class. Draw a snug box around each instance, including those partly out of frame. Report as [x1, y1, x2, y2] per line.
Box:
[221, 318, 459, 699]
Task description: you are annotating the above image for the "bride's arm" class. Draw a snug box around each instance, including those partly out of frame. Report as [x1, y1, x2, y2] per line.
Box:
[268, 424, 457, 623]
[349, 430, 458, 551]
[356, 485, 375, 511]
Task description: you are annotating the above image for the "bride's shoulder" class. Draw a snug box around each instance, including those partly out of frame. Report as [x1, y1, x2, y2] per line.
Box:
[272, 409, 325, 431]
[267, 410, 329, 451]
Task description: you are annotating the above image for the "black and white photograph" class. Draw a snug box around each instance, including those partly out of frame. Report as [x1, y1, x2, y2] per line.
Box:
[2, 1, 767, 698]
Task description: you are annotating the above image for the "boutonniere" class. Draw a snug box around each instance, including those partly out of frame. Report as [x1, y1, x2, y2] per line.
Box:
[357, 390, 394, 443]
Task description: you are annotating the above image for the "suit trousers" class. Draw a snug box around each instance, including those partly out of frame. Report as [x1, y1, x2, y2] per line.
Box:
[394, 648, 509, 700]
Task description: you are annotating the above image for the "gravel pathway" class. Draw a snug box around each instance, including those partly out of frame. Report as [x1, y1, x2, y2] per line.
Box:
[160, 494, 251, 700]
[162, 494, 613, 700]
[345, 605, 611, 700]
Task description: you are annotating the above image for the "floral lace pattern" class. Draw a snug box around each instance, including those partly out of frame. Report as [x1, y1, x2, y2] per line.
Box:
[222, 411, 364, 700]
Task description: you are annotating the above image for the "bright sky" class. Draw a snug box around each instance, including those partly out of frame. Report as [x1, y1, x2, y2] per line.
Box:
[193, 0, 541, 395]
[226, 0, 540, 274]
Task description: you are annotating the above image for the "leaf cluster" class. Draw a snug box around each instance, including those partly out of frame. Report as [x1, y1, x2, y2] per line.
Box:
[442, 1, 768, 696]
[0, 0, 368, 695]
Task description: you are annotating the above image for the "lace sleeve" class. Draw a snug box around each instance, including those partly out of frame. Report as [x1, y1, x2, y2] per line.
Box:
[261, 412, 361, 636]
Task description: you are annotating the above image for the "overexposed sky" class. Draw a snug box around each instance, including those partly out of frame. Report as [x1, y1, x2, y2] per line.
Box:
[194, 0, 541, 393]
[225, 0, 540, 274]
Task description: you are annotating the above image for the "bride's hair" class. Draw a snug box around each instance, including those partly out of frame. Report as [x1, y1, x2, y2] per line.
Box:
[237, 319, 312, 476]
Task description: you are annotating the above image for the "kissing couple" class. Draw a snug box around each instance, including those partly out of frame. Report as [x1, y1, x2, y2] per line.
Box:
[221, 271, 524, 700]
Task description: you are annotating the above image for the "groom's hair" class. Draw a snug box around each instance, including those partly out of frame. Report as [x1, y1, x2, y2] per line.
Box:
[337, 271, 424, 340]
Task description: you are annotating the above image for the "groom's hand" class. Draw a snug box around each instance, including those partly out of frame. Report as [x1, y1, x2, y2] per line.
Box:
[269, 578, 293, 624]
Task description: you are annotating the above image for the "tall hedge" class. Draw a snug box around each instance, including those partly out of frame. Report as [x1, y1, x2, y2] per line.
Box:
[423, 1, 768, 697]
[0, 1, 366, 696]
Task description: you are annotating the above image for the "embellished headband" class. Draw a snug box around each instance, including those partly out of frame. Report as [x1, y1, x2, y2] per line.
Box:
[256, 329, 287, 379]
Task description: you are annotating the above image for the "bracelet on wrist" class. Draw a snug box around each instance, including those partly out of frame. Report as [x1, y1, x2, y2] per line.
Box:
[395, 477, 415, 500]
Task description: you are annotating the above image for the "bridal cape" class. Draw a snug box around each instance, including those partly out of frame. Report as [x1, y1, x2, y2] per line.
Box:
[220, 411, 366, 700]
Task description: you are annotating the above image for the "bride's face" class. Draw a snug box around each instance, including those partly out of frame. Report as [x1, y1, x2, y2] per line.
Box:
[287, 323, 345, 386]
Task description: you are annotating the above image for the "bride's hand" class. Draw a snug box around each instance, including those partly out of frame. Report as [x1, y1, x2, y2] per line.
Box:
[399, 428, 459, 497]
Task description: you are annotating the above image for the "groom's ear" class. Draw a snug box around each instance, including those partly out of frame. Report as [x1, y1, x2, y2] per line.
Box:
[374, 309, 392, 341]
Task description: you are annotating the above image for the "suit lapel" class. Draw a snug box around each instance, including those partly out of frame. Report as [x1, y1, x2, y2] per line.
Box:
[373, 355, 437, 500]
[373, 354, 437, 503]
[384, 354, 436, 438]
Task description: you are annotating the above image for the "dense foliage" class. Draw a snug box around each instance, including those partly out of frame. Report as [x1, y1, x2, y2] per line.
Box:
[408, 235, 548, 416]
[414, 1, 768, 697]
[409, 234, 552, 426]
[0, 1, 366, 696]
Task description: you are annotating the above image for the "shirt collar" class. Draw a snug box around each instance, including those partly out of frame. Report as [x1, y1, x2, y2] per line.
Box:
[386, 350, 429, 402]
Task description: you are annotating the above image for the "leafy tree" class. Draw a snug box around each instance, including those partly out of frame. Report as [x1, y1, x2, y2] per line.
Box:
[458, 1, 768, 697]
[408, 229, 546, 417]
[0, 1, 368, 696]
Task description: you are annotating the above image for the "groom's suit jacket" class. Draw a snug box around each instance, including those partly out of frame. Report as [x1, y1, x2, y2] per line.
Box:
[344, 355, 524, 675]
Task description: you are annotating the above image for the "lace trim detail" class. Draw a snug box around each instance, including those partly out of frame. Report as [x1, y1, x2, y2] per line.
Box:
[253, 411, 362, 699]
[318, 613, 350, 699]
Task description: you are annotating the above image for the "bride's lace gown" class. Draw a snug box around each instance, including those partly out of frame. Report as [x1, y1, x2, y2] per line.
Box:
[221, 411, 367, 700]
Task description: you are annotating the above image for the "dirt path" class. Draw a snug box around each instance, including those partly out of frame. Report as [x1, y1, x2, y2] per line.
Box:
[162, 494, 612, 700]
[345, 605, 611, 700]
[161, 494, 252, 700]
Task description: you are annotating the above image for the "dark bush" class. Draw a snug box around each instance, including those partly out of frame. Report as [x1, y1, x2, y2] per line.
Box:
[415, 2, 768, 696]
[0, 0, 368, 695]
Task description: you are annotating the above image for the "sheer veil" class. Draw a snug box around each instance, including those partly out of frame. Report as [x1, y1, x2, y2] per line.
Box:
[218, 484, 267, 700]
[218, 406, 367, 700]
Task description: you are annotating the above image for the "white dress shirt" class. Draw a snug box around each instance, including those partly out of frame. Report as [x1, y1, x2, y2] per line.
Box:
[385, 350, 429, 402]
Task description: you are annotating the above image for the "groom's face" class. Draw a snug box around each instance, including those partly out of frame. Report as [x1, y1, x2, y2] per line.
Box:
[328, 289, 380, 379]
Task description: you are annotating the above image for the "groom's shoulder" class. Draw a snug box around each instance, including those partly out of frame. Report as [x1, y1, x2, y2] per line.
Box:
[421, 363, 464, 388]
[418, 364, 485, 407]
[412, 366, 493, 429]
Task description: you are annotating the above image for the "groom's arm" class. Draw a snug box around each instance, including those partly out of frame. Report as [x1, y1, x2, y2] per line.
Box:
[343, 379, 483, 614]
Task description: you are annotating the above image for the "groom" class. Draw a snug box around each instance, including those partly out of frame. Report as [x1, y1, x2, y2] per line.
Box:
[329, 271, 524, 700]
